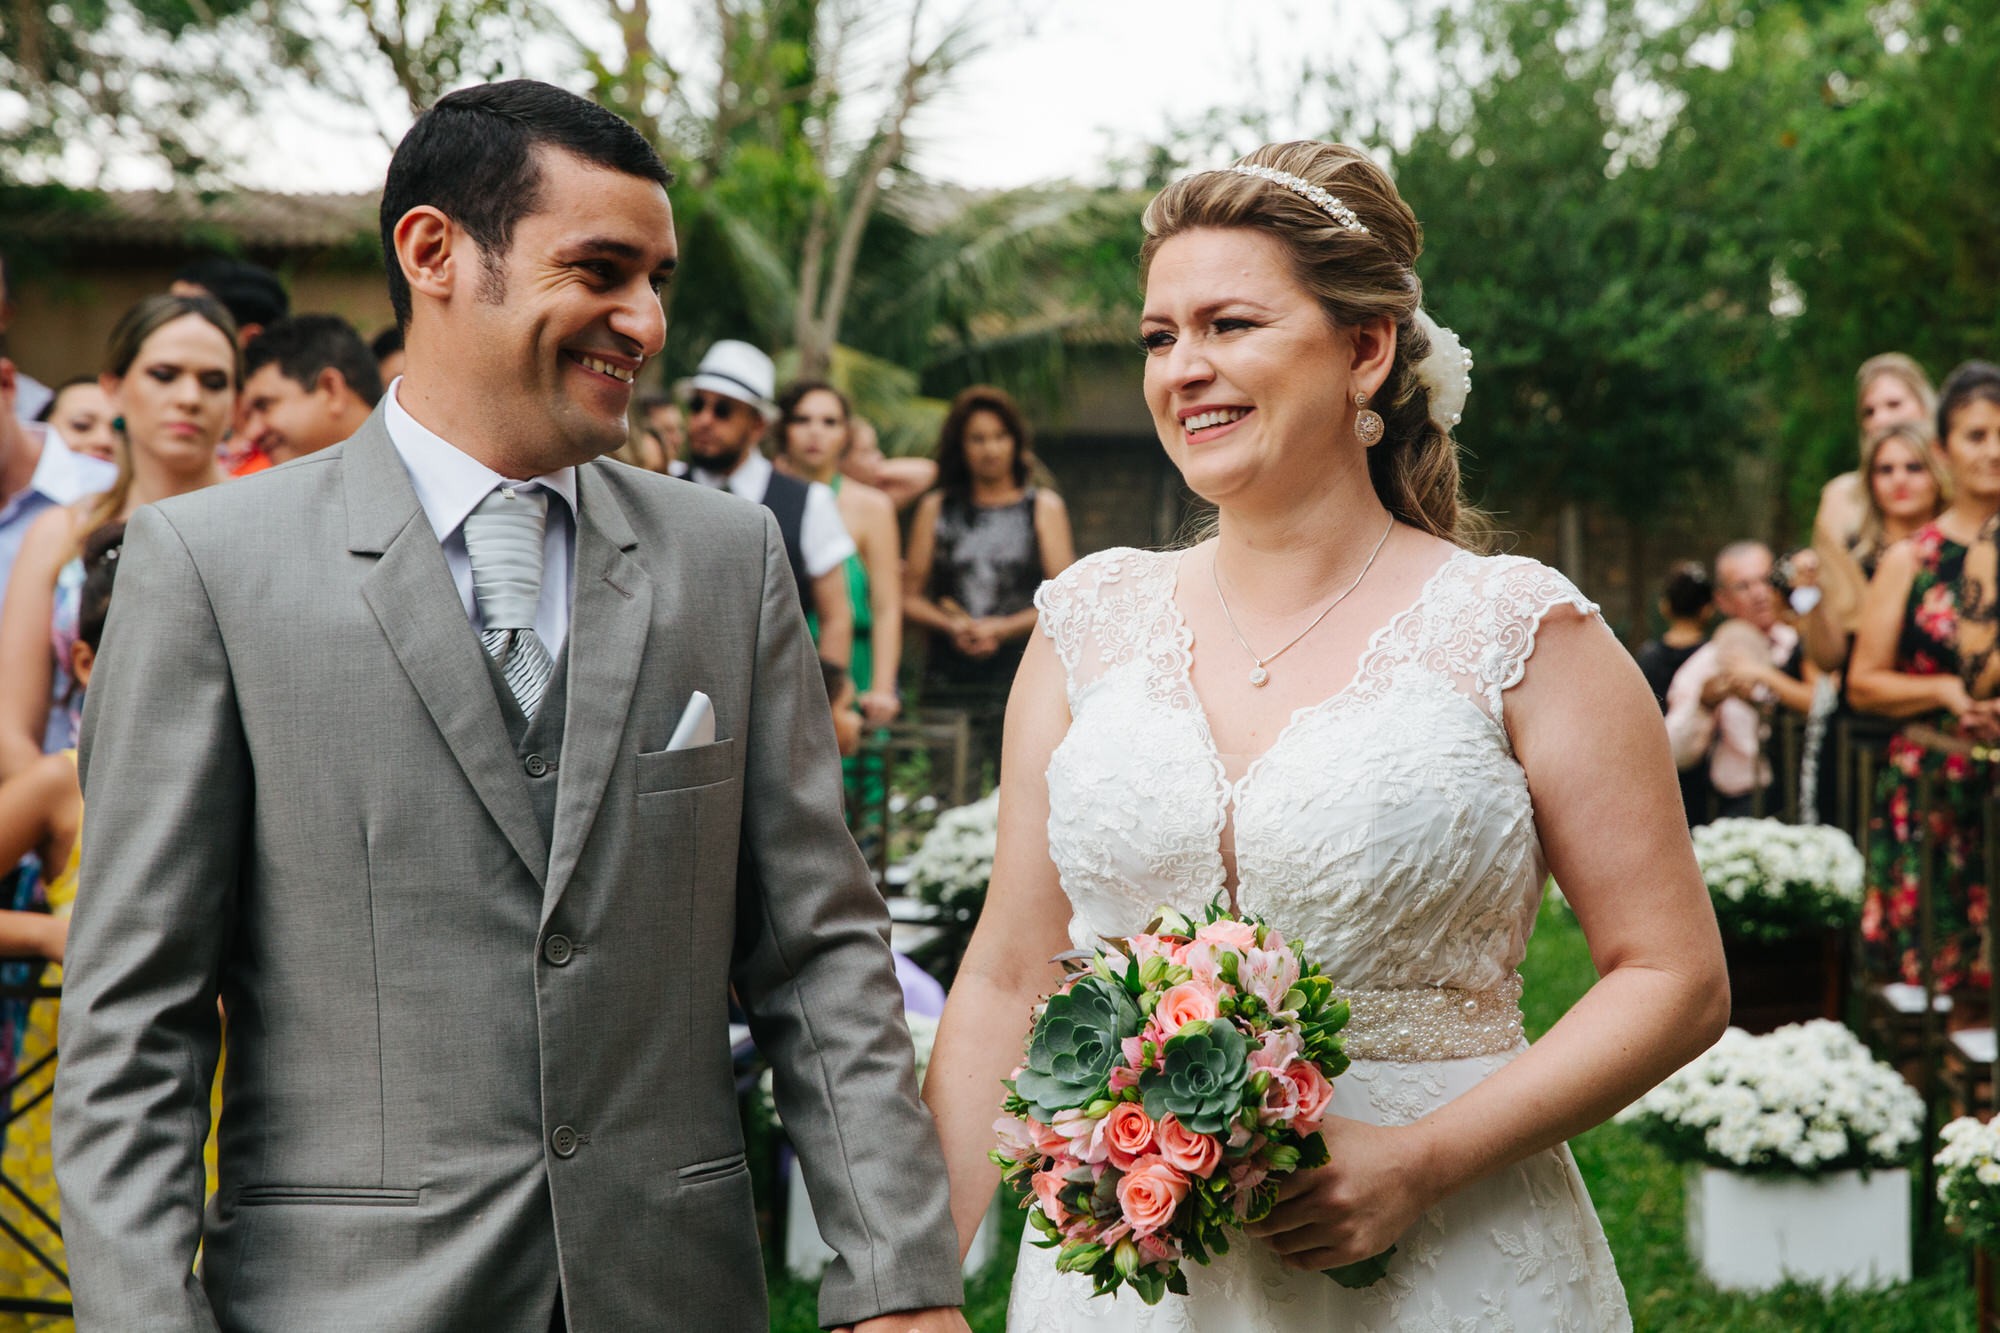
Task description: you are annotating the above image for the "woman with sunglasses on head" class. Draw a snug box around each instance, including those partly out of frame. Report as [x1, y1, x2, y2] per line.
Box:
[1850, 363, 2000, 1010]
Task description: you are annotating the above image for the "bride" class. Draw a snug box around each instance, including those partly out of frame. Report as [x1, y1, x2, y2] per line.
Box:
[921, 141, 1728, 1330]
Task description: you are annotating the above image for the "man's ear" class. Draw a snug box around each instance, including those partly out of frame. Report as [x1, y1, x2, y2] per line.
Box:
[395, 206, 461, 308]
[0, 357, 16, 410]
[314, 365, 351, 404]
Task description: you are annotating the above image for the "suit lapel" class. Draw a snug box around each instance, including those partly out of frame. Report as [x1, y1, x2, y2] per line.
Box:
[346, 417, 551, 886]
[542, 465, 653, 921]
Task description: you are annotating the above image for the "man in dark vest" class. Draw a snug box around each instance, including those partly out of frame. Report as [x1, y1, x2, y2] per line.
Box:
[682, 339, 852, 679]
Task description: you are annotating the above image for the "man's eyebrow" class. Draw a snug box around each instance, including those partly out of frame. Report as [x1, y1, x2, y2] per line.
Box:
[565, 237, 677, 272]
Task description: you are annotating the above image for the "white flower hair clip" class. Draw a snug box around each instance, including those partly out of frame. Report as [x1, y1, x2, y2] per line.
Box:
[1223, 163, 1369, 234]
[1413, 309, 1473, 430]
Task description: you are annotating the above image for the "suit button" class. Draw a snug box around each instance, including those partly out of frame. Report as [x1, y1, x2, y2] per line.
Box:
[524, 753, 550, 778]
[551, 1125, 579, 1158]
[543, 934, 573, 967]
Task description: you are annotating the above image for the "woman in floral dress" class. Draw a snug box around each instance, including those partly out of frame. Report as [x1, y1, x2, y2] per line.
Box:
[1851, 362, 2000, 997]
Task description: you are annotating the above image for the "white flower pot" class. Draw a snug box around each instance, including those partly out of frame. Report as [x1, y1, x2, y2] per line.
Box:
[784, 1155, 999, 1279]
[1686, 1164, 1909, 1292]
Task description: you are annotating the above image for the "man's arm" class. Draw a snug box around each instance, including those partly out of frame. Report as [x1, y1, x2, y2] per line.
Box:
[1663, 647, 1720, 772]
[55, 505, 244, 1331]
[730, 513, 964, 1330]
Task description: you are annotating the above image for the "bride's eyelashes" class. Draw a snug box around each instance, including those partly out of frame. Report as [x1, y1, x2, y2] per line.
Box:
[1137, 319, 1260, 356]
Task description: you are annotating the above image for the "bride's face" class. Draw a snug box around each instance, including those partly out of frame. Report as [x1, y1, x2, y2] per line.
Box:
[1140, 227, 1358, 507]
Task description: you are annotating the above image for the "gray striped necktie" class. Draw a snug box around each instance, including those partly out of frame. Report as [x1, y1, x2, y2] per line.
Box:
[463, 484, 555, 719]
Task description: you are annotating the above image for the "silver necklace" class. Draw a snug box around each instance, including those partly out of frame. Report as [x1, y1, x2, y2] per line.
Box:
[1210, 517, 1396, 688]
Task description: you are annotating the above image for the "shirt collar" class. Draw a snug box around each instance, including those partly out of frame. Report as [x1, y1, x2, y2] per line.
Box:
[382, 378, 579, 541]
[693, 448, 771, 500]
[21, 424, 117, 507]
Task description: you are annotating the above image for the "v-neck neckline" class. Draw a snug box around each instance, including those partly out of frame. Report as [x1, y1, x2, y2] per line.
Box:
[1162, 543, 1471, 902]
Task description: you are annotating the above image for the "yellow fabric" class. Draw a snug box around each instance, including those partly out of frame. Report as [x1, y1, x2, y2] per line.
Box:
[0, 760, 222, 1326]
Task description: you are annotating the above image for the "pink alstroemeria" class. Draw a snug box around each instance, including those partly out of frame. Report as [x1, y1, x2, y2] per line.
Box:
[1052, 1108, 1110, 1165]
[1250, 1028, 1302, 1073]
[1031, 1167, 1071, 1225]
[1238, 945, 1302, 1012]
[1194, 918, 1258, 952]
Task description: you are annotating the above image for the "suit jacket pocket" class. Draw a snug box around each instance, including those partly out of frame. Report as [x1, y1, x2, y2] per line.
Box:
[235, 1184, 422, 1207]
[675, 1151, 748, 1185]
[636, 737, 737, 793]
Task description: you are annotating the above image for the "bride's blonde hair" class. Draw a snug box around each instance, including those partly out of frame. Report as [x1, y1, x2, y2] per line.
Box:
[1141, 142, 1490, 551]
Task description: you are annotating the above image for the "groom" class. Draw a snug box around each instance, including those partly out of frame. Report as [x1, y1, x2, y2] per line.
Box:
[55, 80, 965, 1333]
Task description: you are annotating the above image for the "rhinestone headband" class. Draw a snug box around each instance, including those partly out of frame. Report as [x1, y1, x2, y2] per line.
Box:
[1224, 163, 1368, 234]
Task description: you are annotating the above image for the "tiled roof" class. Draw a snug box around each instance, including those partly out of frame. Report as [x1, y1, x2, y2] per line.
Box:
[6, 189, 379, 250]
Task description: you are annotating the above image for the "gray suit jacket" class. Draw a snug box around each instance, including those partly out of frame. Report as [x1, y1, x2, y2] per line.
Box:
[54, 413, 963, 1330]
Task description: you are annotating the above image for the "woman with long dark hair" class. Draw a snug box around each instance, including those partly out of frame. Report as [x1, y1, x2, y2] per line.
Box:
[902, 385, 1075, 768]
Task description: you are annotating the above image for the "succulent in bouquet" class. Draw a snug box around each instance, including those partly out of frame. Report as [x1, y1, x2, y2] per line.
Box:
[991, 903, 1394, 1305]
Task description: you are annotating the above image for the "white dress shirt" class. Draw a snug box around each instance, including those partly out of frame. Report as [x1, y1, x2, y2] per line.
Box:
[690, 449, 855, 578]
[0, 423, 118, 590]
[382, 380, 577, 657]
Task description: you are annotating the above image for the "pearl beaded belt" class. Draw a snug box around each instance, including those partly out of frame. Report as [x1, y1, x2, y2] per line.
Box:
[1340, 972, 1526, 1062]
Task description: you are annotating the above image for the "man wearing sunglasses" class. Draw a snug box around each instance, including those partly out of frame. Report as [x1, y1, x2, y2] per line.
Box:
[681, 339, 853, 679]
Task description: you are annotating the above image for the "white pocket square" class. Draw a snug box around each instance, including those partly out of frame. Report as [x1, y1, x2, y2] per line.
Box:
[666, 691, 716, 751]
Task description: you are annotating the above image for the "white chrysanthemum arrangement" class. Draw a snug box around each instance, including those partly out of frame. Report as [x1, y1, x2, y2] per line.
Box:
[905, 789, 1000, 913]
[1691, 818, 1864, 943]
[1937, 1116, 2000, 1247]
[1618, 1021, 1922, 1175]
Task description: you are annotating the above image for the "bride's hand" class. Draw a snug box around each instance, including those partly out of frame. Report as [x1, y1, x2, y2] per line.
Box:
[1243, 1117, 1433, 1270]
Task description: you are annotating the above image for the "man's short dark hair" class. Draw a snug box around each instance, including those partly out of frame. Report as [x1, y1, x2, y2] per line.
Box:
[173, 256, 289, 331]
[370, 325, 404, 362]
[244, 314, 384, 407]
[379, 79, 673, 329]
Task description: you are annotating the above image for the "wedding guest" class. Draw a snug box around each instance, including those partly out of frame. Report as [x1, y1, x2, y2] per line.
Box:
[37, 377, 120, 463]
[1851, 361, 2000, 1000]
[0, 294, 235, 779]
[903, 386, 1075, 775]
[170, 255, 288, 346]
[0, 249, 53, 422]
[844, 416, 937, 512]
[637, 389, 684, 473]
[0, 365, 117, 595]
[236, 314, 382, 470]
[776, 380, 904, 728]
[1634, 561, 1711, 709]
[0, 520, 120, 1307]
[1808, 352, 1938, 669]
[1664, 540, 1816, 818]
[682, 339, 854, 677]
[371, 324, 406, 383]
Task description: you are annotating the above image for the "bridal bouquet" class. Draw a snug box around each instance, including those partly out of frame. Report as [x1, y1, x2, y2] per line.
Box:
[990, 904, 1390, 1304]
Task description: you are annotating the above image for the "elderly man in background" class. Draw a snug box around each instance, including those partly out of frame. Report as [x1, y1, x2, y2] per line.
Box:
[1665, 539, 1817, 819]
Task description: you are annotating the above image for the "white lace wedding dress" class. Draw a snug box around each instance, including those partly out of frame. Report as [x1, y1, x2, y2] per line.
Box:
[1006, 545, 1632, 1332]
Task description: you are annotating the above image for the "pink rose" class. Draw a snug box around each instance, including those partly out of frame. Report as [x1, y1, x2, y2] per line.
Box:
[1154, 981, 1220, 1035]
[1153, 1113, 1223, 1178]
[1238, 946, 1301, 1011]
[1263, 1060, 1334, 1131]
[1103, 1102, 1157, 1169]
[1031, 1167, 1071, 1225]
[1116, 1155, 1190, 1237]
[1195, 919, 1258, 952]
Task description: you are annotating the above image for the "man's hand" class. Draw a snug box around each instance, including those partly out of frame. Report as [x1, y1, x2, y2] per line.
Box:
[836, 1308, 972, 1333]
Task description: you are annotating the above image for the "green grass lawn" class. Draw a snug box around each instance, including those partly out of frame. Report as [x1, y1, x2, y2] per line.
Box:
[767, 902, 1979, 1330]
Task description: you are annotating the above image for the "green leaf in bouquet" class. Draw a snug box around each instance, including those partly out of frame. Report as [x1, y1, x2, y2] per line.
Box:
[1323, 1247, 1397, 1288]
[1129, 1266, 1171, 1305]
[1294, 1131, 1330, 1173]
[1140, 1020, 1251, 1135]
[1014, 975, 1144, 1118]
[1166, 1266, 1190, 1297]
[1240, 1177, 1281, 1224]
[1090, 1168, 1122, 1221]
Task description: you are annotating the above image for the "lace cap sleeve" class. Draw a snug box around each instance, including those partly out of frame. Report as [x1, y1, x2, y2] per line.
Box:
[1461, 555, 1602, 723]
[1034, 547, 1176, 704]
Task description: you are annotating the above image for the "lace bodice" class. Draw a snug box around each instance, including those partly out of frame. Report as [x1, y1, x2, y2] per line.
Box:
[1036, 545, 1598, 1001]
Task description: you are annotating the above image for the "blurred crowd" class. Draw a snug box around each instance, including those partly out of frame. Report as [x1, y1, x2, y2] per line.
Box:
[1633, 352, 2000, 1005]
[0, 247, 1079, 1299]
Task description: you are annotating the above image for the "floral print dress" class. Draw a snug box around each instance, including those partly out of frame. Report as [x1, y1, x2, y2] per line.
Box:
[1862, 524, 1992, 992]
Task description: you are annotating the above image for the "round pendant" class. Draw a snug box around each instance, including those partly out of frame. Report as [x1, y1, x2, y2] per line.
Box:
[1248, 665, 1270, 687]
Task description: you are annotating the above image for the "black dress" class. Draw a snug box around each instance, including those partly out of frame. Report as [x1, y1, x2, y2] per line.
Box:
[925, 489, 1042, 693]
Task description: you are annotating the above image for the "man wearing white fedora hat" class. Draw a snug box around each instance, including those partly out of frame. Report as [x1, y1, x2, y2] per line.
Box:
[682, 338, 853, 676]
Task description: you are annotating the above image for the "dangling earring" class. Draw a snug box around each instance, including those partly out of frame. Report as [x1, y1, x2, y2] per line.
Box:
[1354, 391, 1385, 447]
[111, 416, 126, 435]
